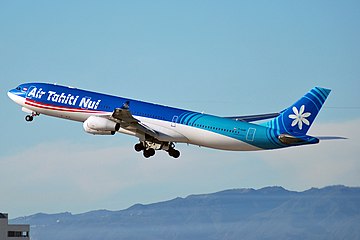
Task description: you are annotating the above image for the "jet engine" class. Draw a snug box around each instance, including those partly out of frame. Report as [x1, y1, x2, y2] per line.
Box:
[83, 116, 120, 135]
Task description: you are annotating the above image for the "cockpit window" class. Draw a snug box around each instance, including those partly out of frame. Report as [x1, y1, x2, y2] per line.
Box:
[16, 87, 21, 90]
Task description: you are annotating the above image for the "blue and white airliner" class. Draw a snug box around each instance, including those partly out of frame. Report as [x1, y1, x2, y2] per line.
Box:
[8, 83, 331, 158]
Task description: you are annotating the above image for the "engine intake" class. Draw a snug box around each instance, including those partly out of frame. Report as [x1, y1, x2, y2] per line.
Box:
[83, 116, 120, 135]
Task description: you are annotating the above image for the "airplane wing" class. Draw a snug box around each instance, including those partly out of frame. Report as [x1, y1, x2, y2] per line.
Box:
[110, 101, 158, 138]
[224, 112, 280, 122]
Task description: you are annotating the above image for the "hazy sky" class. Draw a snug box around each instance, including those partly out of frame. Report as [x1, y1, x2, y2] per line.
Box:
[1, 1, 360, 218]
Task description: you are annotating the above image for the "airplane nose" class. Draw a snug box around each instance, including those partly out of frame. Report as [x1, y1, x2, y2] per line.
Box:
[7, 90, 17, 101]
[7, 89, 24, 104]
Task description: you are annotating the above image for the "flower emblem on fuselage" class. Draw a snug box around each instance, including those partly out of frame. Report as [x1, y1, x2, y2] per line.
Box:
[288, 105, 311, 130]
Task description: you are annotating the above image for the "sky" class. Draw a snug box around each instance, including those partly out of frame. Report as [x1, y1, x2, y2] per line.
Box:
[1, 1, 360, 218]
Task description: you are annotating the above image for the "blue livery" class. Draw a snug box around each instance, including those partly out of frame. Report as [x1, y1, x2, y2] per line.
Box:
[8, 83, 331, 158]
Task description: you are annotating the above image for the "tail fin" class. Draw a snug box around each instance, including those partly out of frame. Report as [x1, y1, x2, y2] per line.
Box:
[266, 87, 331, 135]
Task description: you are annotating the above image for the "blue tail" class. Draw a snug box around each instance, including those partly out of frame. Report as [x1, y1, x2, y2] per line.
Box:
[266, 87, 331, 136]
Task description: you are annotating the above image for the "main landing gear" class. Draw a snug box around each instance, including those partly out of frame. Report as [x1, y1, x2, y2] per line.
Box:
[134, 141, 180, 159]
[25, 112, 40, 122]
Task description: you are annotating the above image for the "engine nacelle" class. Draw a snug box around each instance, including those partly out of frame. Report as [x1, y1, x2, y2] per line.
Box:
[83, 116, 120, 135]
[83, 125, 115, 135]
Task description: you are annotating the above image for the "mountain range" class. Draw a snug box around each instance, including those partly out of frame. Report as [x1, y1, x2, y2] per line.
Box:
[11, 185, 360, 240]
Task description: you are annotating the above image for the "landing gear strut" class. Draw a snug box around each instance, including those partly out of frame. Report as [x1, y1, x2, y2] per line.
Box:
[25, 112, 39, 122]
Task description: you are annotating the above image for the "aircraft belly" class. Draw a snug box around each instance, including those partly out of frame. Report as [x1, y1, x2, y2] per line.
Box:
[176, 124, 261, 151]
[24, 103, 82, 121]
[140, 118, 261, 151]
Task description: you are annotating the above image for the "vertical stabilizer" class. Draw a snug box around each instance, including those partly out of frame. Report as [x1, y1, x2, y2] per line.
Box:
[266, 87, 331, 135]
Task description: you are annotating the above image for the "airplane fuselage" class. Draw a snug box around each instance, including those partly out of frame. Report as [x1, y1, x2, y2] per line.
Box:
[8, 83, 329, 158]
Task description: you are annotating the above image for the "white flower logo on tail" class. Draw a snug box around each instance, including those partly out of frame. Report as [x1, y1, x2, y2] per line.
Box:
[288, 105, 311, 130]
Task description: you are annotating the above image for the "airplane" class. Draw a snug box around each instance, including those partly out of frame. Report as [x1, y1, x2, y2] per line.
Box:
[8, 83, 331, 158]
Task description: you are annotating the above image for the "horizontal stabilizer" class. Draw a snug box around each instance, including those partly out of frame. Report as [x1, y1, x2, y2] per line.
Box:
[225, 112, 280, 122]
[316, 136, 348, 140]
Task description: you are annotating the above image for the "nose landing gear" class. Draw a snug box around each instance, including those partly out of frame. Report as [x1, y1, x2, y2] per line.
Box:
[25, 115, 34, 122]
[25, 112, 39, 122]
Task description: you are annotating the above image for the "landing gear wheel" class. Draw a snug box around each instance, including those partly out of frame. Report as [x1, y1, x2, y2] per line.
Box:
[148, 148, 155, 156]
[168, 149, 180, 158]
[143, 148, 156, 158]
[143, 151, 151, 158]
[25, 115, 33, 122]
[134, 143, 144, 152]
[172, 150, 180, 158]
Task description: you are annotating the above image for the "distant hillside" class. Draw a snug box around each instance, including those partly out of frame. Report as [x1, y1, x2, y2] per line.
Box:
[12, 185, 360, 240]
